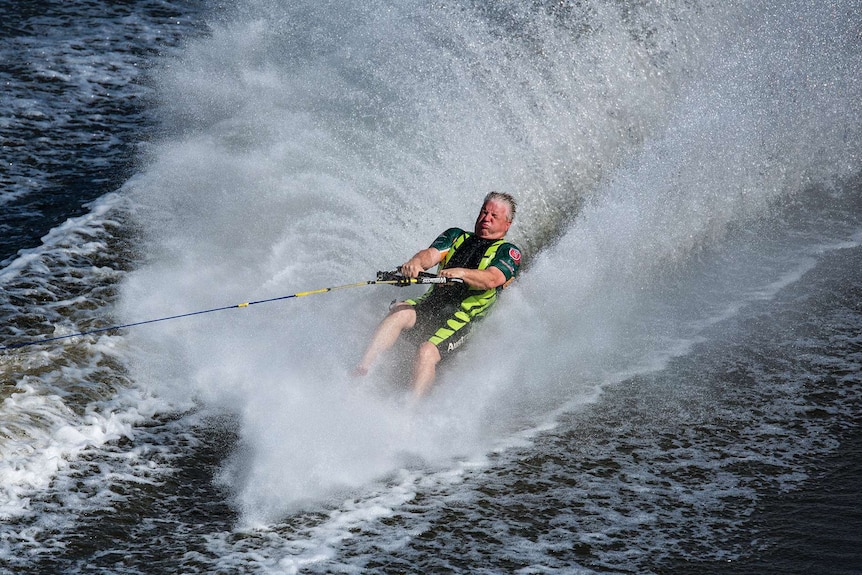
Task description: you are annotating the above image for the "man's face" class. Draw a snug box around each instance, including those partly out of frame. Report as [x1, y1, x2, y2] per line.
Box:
[474, 200, 512, 240]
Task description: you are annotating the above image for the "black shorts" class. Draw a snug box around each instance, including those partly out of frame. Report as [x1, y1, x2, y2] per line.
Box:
[403, 298, 478, 361]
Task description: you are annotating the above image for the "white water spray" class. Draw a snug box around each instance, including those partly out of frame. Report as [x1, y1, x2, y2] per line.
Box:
[121, 0, 861, 523]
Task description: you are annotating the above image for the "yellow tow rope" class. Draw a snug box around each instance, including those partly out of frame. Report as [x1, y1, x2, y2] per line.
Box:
[1, 273, 451, 351]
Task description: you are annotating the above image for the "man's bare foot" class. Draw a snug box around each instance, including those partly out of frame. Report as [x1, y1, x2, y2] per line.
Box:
[351, 365, 369, 377]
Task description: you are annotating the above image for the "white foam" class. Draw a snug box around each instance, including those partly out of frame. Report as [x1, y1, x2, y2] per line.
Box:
[0, 191, 185, 538]
[0, 381, 138, 518]
[0, 193, 125, 284]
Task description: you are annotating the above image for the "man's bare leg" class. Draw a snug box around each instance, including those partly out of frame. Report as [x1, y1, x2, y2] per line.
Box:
[411, 341, 442, 397]
[353, 304, 416, 376]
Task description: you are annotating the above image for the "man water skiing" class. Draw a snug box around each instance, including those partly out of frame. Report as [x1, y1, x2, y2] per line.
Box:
[353, 192, 522, 397]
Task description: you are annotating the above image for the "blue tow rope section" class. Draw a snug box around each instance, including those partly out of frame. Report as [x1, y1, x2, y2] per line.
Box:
[1, 272, 458, 352]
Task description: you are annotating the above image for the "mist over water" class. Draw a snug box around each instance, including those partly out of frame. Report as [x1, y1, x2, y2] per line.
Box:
[493, 0, 861, 395]
[119, 0, 861, 525]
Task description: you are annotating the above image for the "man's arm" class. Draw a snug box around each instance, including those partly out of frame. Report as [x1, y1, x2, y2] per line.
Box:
[438, 266, 506, 290]
[401, 247, 443, 277]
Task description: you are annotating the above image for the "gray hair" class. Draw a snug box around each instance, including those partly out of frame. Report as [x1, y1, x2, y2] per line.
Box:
[483, 191, 517, 222]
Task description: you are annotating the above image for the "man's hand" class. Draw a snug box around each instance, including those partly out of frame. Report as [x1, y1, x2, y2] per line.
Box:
[400, 247, 442, 278]
[400, 258, 425, 278]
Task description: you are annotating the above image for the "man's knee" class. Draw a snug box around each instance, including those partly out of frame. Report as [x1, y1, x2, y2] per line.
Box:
[415, 341, 441, 365]
[385, 305, 417, 329]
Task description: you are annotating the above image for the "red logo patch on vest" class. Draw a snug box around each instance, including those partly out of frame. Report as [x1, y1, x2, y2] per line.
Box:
[509, 247, 521, 264]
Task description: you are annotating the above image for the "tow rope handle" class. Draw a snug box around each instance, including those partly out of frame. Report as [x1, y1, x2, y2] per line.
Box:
[376, 269, 463, 286]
